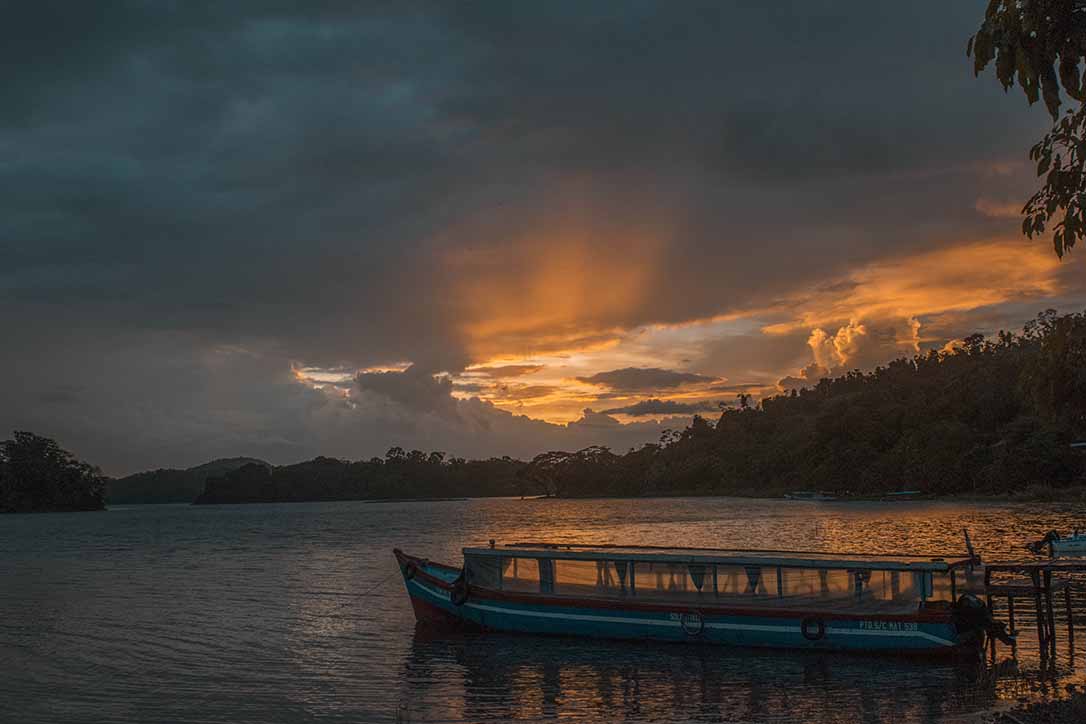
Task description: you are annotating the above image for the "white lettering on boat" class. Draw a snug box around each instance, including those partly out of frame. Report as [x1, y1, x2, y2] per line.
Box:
[857, 620, 918, 632]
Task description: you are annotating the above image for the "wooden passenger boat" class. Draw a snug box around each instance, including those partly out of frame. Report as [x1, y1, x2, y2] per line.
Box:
[394, 542, 1001, 655]
[1028, 529, 1086, 557]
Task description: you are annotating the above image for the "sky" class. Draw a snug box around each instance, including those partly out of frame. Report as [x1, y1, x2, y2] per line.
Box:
[3, 1, 1085, 476]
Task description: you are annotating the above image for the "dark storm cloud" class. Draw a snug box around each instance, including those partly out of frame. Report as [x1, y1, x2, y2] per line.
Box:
[576, 368, 717, 391]
[601, 399, 719, 416]
[0, 1, 1059, 473]
[355, 366, 457, 415]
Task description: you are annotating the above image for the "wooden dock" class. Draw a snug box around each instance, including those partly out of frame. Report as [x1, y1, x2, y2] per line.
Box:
[983, 560, 1081, 659]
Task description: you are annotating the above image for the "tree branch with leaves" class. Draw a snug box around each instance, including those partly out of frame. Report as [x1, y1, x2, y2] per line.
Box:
[969, 0, 1086, 256]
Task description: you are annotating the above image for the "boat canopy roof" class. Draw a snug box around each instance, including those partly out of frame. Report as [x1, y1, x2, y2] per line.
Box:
[463, 542, 973, 572]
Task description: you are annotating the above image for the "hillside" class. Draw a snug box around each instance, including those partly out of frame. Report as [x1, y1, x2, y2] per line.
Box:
[195, 310, 1086, 504]
[193, 454, 524, 505]
[108, 457, 268, 504]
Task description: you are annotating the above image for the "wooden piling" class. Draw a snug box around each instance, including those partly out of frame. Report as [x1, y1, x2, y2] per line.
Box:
[1031, 568, 1047, 652]
[1044, 569, 1057, 655]
[1065, 584, 1075, 647]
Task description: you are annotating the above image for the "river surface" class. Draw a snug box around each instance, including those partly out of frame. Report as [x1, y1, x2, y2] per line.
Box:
[3, 497, 1086, 723]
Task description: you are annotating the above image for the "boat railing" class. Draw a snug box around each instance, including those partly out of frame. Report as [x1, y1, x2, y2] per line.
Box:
[502, 541, 972, 566]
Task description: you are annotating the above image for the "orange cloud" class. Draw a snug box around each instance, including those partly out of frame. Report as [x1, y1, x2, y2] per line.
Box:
[764, 238, 1064, 335]
[975, 198, 1022, 219]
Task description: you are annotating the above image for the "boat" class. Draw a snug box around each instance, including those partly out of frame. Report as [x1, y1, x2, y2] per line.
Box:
[783, 491, 837, 501]
[1027, 530, 1086, 557]
[394, 542, 1006, 655]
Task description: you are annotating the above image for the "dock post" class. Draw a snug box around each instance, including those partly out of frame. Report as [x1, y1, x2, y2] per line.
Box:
[1044, 569, 1057, 655]
[1007, 595, 1016, 636]
[1065, 584, 1074, 647]
[1032, 569, 1047, 652]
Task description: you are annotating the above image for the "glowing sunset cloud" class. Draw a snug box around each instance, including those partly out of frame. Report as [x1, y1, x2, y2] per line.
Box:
[761, 238, 1066, 336]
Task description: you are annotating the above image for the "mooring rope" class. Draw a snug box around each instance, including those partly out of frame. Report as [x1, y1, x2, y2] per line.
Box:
[338, 569, 398, 606]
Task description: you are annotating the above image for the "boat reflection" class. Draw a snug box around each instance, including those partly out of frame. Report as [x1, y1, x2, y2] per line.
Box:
[400, 625, 997, 723]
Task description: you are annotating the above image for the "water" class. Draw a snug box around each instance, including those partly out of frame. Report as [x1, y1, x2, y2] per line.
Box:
[2, 497, 1086, 723]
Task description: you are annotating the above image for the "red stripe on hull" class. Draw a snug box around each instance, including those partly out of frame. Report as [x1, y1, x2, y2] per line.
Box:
[408, 592, 464, 626]
[471, 587, 954, 624]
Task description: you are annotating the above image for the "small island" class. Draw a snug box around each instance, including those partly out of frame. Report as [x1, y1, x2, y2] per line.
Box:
[0, 431, 105, 513]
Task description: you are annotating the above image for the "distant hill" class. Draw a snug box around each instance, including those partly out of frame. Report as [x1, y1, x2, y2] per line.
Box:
[193, 453, 526, 505]
[108, 457, 269, 504]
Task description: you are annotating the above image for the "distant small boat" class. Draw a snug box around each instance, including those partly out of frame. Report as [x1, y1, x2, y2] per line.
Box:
[1028, 530, 1086, 557]
[394, 541, 1003, 655]
[784, 491, 837, 501]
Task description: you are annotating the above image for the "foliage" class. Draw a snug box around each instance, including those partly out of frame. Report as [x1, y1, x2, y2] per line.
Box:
[515, 310, 1086, 498]
[107, 457, 268, 504]
[969, 1, 1086, 256]
[0, 431, 106, 512]
[194, 453, 524, 504]
[194, 311, 1086, 503]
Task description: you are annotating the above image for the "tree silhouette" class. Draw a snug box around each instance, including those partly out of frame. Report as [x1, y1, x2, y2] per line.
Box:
[0, 431, 105, 512]
[969, 1, 1086, 256]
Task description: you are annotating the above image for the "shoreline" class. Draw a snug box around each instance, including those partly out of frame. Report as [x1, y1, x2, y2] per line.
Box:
[178, 486, 1086, 508]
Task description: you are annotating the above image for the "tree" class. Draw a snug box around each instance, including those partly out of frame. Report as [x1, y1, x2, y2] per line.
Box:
[0, 431, 106, 512]
[969, 1, 1086, 256]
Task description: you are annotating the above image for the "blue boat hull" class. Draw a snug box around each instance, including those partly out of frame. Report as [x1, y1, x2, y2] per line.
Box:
[394, 550, 980, 655]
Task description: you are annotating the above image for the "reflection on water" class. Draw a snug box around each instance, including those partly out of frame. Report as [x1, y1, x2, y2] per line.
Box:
[401, 627, 994, 723]
[1, 497, 1085, 723]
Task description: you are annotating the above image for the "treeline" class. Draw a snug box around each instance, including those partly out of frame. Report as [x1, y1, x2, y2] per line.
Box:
[109, 457, 268, 504]
[196, 310, 1086, 504]
[194, 451, 525, 504]
[521, 309, 1086, 498]
[12, 309, 1082, 510]
[0, 431, 105, 513]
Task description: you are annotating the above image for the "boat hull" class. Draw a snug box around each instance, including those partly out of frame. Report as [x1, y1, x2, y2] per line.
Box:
[394, 550, 978, 655]
[1052, 538, 1086, 556]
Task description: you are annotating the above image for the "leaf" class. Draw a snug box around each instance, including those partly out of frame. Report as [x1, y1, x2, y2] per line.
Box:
[1041, 64, 1062, 118]
[1059, 55, 1081, 96]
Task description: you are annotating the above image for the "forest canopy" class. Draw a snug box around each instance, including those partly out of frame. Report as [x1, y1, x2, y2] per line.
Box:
[196, 310, 1086, 503]
[10, 310, 1086, 508]
[0, 431, 106, 513]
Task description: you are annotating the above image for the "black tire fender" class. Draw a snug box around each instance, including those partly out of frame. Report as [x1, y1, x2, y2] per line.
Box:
[451, 577, 469, 606]
[801, 617, 826, 641]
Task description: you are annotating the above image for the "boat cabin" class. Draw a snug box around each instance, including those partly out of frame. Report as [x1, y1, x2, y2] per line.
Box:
[462, 543, 976, 614]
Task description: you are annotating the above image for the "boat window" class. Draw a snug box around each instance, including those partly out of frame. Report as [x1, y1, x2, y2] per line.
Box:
[776, 568, 852, 599]
[464, 554, 501, 589]
[929, 571, 952, 602]
[633, 561, 713, 598]
[553, 559, 631, 596]
[501, 557, 541, 593]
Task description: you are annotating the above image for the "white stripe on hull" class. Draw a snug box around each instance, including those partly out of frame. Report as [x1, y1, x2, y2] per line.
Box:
[455, 598, 956, 647]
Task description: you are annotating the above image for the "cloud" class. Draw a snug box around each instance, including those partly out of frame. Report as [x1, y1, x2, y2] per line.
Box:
[4, 3, 1085, 476]
[575, 367, 718, 391]
[601, 399, 720, 416]
[354, 365, 457, 416]
[466, 365, 544, 378]
[804, 318, 921, 372]
[975, 197, 1022, 219]
[777, 363, 831, 393]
